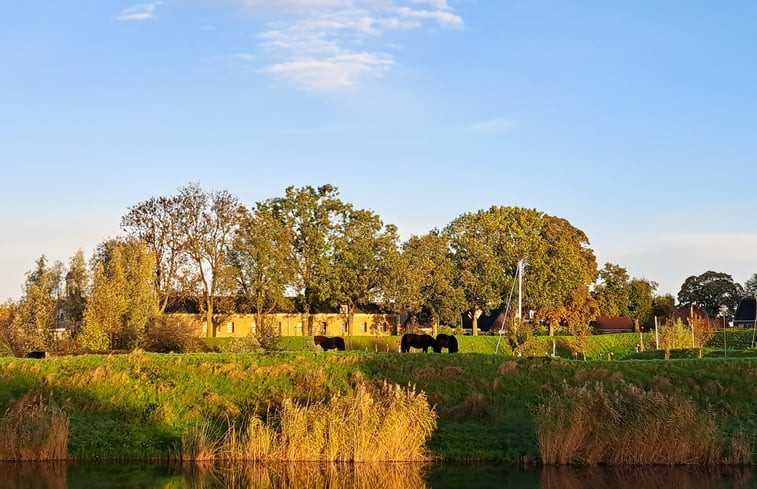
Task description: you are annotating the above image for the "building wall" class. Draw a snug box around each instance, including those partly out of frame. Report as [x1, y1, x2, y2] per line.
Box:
[170, 313, 399, 338]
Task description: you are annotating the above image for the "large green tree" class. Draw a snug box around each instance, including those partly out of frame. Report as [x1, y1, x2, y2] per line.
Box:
[331, 207, 399, 336]
[229, 204, 294, 335]
[390, 231, 466, 335]
[445, 207, 597, 336]
[258, 185, 349, 335]
[677, 271, 743, 319]
[592, 263, 657, 329]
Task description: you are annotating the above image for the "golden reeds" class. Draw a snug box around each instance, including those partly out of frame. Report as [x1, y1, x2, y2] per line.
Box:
[0, 390, 69, 461]
[535, 381, 721, 465]
[180, 381, 437, 463]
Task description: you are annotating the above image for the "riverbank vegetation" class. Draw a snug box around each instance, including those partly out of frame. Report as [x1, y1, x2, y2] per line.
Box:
[0, 352, 754, 464]
[180, 381, 436, 462]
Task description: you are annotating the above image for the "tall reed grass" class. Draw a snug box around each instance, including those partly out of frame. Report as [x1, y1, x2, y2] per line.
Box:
[0, 390, 69, 461]
[535, 381, 723, 465]
[181, 381, 436, 462]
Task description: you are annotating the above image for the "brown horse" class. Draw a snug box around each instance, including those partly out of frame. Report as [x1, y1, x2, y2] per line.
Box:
[400, 333, 436, 353]
[313, 335, 346, 351]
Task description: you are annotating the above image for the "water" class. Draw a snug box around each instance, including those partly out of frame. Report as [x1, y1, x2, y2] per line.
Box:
[0, 462, 754, 489]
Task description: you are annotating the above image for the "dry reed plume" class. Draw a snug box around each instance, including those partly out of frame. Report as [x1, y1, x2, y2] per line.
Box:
[535, 381, 722, 465]
[0, 390, 69, 461]
[181, 381, 437, 463]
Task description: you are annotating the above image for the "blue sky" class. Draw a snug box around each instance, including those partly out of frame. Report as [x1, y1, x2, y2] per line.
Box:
[2, 0, 756, 301]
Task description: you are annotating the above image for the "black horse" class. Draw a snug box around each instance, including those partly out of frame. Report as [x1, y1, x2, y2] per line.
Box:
[434, 334, 459, 353]
[313, 335, 346, 351]
[400, 333, 436, 353]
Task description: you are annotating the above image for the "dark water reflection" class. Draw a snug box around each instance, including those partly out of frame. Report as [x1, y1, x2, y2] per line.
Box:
[0, 462, 754, 489]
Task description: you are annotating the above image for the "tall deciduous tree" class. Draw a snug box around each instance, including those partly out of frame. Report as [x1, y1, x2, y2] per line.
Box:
[62, 250, 88, 335]
[176, 183, 242, 338]
[121, 195, 186, 313]
[259, 185, 348, 335]
[390, 231, 466, 335]
[331, 207, 399, 336]
[229, 204, 294, 336]
[81, 239, 158, 350]
[743, 273, 757, 297]
[12, 256, 64, 353]
[592, 263, 657, 329]
[677, 271, 743, 319]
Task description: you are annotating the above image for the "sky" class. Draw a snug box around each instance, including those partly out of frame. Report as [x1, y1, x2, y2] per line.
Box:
[2, 0, 757, 302]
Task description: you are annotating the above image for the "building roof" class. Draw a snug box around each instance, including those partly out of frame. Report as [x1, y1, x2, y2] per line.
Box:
[590, 316, 634, 333]
[734, 298, 756, 325]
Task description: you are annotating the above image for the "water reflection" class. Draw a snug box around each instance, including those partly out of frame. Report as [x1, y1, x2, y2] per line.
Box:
[0, 461, 755, 489]
[181, 462, 429, 489]
[540, 466, 755, 489]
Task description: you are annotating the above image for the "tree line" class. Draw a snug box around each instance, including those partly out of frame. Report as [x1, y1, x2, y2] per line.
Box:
[1, 183, 753, 355]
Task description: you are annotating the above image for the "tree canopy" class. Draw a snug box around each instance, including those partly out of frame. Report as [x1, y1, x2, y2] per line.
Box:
[677, 271, 743, 319]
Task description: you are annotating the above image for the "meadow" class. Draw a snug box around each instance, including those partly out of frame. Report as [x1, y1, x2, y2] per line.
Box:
[1, 341, 756, 464]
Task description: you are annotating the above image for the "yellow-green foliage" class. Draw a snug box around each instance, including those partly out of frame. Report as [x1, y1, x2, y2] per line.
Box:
[0, 390, 69, 461]
[535, 381, 725, 465]
[181, 381, 436, 462]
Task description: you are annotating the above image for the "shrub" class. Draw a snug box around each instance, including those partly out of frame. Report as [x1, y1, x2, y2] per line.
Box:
[0, 390, 69, 461]
[256, 321, 283, 352]
[143, 316, 205, 353]
[216, 335, 262, 354]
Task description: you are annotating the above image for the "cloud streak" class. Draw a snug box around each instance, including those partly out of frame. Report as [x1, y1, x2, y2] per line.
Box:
[218, 0, 463, 90]
[117, 2, 162, 21]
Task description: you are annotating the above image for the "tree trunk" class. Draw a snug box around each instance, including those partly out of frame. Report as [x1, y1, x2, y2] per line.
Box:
[432, 318, 438, 337]
[472, 313, 478, 336]
[205, 303, 214, 338]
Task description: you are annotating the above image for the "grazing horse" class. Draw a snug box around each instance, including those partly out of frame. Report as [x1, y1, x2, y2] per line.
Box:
[433, 334, 459, 353]
[313, 335, 346, 351]
[400, 333, 436, 353]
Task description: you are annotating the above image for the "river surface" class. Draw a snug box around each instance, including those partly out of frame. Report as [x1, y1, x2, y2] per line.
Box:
[0, 462, 754, 489]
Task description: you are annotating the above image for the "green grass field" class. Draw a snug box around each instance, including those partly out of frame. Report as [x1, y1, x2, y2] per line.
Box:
[1, 348, 756, 463]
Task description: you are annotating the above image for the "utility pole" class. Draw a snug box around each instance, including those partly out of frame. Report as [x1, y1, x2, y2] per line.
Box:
[516, 259, 523, 322]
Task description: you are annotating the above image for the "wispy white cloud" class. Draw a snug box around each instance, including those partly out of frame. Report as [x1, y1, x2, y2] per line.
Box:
[458, 118, 516, 134]
[117, 2, 162, 22]
[216, 0, 463, 90]
[263, 53, 394, 91]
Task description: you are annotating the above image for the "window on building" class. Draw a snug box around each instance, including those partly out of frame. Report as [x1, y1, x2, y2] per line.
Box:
[278, 322, 283, 334]
[360, 322, 368, 333]
[296, 322, 302, 334]
[251, 321, 256, 333]
[227, 322, 234, 334]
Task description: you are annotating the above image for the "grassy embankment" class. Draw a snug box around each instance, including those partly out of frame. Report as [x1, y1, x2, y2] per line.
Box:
[215, 330, 757, 360]
[1, 349, 756, 463]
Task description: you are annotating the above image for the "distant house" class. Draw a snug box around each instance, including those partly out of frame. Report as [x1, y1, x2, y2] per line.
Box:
[164, 297, 400, 338]
[590, 316, 634, 334]
[734, 298, 756, 328]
